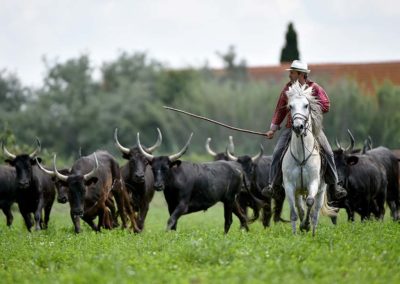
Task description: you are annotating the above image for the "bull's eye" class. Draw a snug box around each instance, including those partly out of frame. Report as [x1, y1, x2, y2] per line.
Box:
[304, 104, 309, 109]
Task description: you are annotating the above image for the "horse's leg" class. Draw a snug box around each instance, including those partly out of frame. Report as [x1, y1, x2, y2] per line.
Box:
[300, 195, 312, 232]
[301, 179, 320, 232]
[284, 183, 297, 234]
[311, 190, 325, 236]
[295, 195, 305, 222]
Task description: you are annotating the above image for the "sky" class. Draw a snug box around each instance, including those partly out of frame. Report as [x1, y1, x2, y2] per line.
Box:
[1, 0, 399, 87]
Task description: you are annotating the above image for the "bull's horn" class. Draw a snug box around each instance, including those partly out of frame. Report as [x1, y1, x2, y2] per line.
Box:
[228, 136, 235, 154]
[83, 153, 99, 181]
[335, 138, 343, 151]
[205, 138, 217, 157]
[2, 142, 16, 159]
[226, 147, 238, 162]
[368, 135, 373, 149]
[114, 128, 130, 154]
[53, 154, 68, 182]
[168, 133, 193, 162]
[146, 128, 163, 153]
[36, 158, 55, 176]
[346, 129, 355, 152]
[137, 133, 154, 161]
[251, 144, 264, 162]
[29, 137, 41, 158]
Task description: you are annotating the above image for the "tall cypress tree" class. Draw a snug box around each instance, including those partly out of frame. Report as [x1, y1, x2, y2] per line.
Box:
[280, 22, 300, 63]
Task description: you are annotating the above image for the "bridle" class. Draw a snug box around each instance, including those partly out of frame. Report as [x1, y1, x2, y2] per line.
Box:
[289, 109, 318, 189]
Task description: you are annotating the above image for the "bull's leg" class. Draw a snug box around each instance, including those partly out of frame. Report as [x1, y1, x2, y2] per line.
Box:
[82, 215, 99, 232]
[373, 195, 385, 221]
[237, 192, 248, 219]
[232, 200, 249, 231]
[166, 201, 188, 231]
[223, 203, 234, 234]
[111, 181, 128, 228]
[2, 207, 13, 227]
[138, 201, 150, 231]
[43, 202, 54, 229]
[99, 207, 113, 230]
[34, 199, 44, 230]
[70, 212, 81, 233]
[273, 189, 286, 223]
[106, 198, 119, 228]
[386, 199, 397, 221]
[261, 197, 272, 228]
[21, 212, 33, 232]
[122, 189, 141, 233]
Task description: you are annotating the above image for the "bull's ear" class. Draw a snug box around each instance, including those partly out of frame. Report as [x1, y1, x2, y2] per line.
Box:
[84, 177, 98, 186]
[5, 159, 15, 166]
[346, 156, 359, 166]
[122, 153, 130, 160]
[58, 180, 68, 187]
[31, 157, 41, 165]
[170, 160, 182, 168]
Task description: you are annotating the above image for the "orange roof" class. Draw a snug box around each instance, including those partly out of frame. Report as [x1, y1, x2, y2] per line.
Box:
[247, 61, 400, 95]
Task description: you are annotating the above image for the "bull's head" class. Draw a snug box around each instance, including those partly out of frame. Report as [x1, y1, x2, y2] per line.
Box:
[114, 128, 162, 183]
[3, 138, 41, 189]
[36, 158, 70, 203]
[226, 145, 264, 190]
[333, 148, 359, 191]
[53, 153, 99, 217]
[137, 132, 193, 191]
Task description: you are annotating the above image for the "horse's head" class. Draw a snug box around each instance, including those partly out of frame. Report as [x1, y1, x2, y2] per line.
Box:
[286, 81, 322, 136]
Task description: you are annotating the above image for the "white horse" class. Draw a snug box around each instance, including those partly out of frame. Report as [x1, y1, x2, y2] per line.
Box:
[281, 81, 336, 236]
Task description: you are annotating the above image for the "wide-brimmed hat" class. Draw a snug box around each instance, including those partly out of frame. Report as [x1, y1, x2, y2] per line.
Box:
[285, 60, 310, 74]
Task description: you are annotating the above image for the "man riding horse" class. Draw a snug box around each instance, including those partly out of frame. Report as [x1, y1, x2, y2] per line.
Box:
[262, 60, 347, 199]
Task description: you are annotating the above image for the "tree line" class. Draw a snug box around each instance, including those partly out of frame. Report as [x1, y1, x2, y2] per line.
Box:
[0, 51, 399, 165]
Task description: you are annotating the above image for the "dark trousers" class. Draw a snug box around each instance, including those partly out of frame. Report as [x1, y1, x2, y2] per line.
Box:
[268, 128, 338, 186]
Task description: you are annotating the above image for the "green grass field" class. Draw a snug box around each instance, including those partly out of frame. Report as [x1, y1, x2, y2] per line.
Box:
[1, 194, 400, 284]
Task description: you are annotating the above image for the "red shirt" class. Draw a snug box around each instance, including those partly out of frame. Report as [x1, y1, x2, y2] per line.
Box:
[269, 80, 330, 131]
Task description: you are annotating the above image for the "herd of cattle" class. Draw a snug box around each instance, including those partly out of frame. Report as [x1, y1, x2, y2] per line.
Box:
[0, 128, 399, 234]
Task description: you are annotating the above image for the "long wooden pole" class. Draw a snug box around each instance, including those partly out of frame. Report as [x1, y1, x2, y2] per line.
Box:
[163, 106, 267, 137]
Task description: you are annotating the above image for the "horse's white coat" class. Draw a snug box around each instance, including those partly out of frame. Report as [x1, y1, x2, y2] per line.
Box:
[281, 81, 334, 236]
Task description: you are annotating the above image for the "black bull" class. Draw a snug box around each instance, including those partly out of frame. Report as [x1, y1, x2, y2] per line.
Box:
[0, 165, 17, 226]
[333, 149, 387, 221]
[114, 128, 162, 231]
[137, 133, 249, 233]
[39, 150, 139, 233]
[334, 133, 400, 222]
[3, 140, 56, 231]
[206, 137, 286, 227]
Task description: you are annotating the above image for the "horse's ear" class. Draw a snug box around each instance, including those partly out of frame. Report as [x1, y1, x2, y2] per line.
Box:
[346, 156, 359, 166]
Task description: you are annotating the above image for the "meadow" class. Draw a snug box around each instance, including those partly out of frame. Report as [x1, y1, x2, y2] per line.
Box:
[1, 194, 399, 284]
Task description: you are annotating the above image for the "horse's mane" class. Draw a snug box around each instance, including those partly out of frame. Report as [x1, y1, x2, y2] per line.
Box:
[286, 81, 323, 135]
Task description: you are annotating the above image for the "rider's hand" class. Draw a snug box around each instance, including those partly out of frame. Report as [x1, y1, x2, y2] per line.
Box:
[265, 130, 275, 139]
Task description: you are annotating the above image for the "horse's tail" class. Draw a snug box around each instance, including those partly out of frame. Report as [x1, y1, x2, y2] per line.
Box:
[320, 190, 338, 217]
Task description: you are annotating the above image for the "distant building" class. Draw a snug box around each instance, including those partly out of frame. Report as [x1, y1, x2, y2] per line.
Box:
[247, 61, 400, 95]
